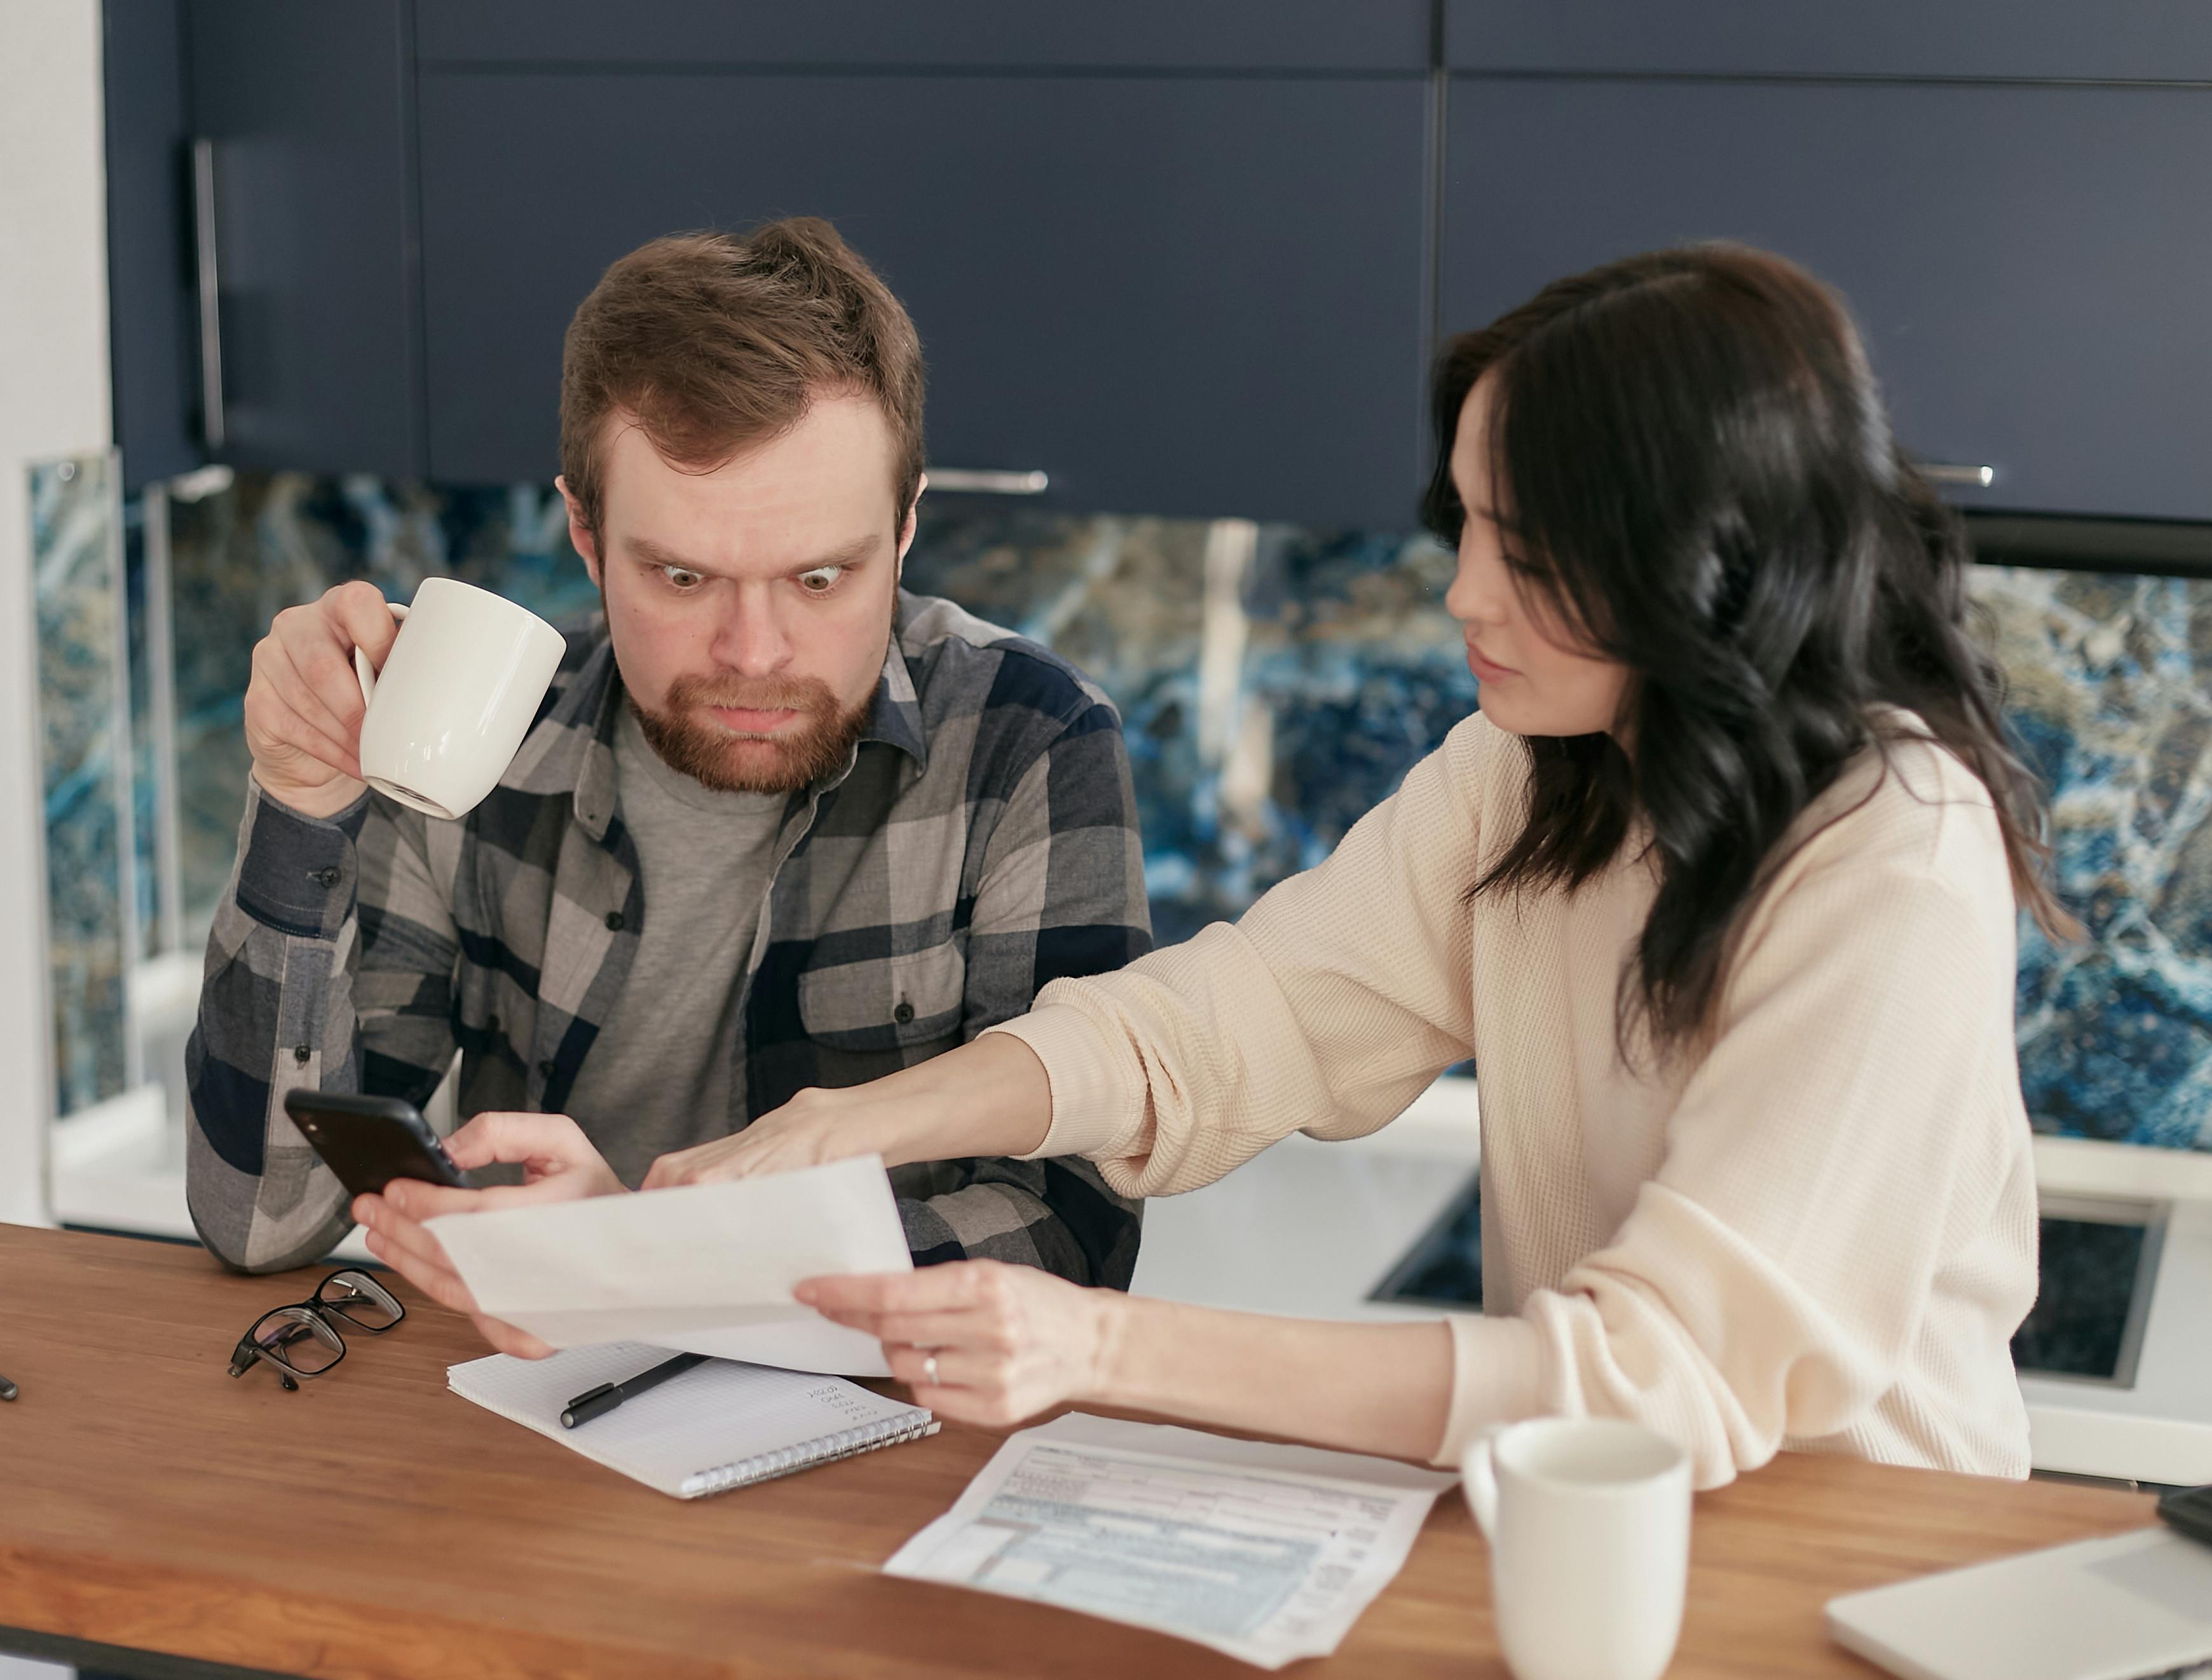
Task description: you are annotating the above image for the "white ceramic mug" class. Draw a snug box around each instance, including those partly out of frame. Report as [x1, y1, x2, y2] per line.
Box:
[352, 577, 567, 821]
[1463, 1417, 1692, 1680]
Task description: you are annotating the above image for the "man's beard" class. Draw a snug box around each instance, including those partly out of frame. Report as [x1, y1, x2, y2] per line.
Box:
[629, 670, 874, 794]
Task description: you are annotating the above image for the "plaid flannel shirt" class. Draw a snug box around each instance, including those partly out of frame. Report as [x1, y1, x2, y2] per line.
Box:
[186, 591, 1152, 1282]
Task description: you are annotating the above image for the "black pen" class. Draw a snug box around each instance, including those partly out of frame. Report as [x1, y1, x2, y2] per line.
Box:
[561, 1351, 707, 1428]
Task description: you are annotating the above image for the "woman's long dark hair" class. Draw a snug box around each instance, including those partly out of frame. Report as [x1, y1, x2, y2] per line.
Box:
[1422, 243, 2072, 1060]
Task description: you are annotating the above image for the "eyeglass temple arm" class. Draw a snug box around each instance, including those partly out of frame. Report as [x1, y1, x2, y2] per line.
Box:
[229, 1339, 306, 1390]
[228, 1313, 331, 1381]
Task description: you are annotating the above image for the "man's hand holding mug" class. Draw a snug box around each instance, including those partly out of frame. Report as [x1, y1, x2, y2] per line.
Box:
[243, 580, 402, 819]
[244, 577, 567, 823]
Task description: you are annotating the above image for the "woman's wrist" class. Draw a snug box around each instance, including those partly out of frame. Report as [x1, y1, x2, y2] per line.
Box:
[1080, 1286, 1138, 1408]
[774, 1081, 924, 1167]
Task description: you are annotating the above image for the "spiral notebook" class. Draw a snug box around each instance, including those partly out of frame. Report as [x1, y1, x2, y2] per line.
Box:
[447, 1342, 938, 1498]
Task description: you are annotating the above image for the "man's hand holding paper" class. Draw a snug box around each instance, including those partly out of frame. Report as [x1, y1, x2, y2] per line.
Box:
[354, 1110, 628, 1358]
[360, 1135, 915, 1377]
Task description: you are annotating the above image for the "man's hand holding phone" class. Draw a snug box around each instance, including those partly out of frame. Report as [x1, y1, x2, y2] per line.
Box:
[353, 1111, 627, 1360]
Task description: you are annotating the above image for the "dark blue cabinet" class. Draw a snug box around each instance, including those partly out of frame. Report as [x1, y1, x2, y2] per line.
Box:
[1440, 78, 2212, 522]
[125, 1, 1430, 522]
[103, 0, 196, 491]
[419, 71, 1431, 525]
[182, 0, 422, 479]
[106, 2, 2212, 528]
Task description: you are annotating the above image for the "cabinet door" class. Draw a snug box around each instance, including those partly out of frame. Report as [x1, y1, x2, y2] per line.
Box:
[419, 72, 1428, 526]
[1441, 79, 2212, 522]
[104, 0, 198, 491]
[184, 0, 420, 478]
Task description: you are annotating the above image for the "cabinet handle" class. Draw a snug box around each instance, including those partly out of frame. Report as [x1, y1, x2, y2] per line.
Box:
[1919, 461, 1996, 488]
[191, 138, 226, 453]
[927, 468, 1049, 495]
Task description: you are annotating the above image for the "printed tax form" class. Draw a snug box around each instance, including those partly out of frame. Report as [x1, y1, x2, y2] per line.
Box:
[885, 1412, 1457, 1669]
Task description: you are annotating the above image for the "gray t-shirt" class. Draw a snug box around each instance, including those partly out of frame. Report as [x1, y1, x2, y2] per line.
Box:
[564, 704, 787, 1187]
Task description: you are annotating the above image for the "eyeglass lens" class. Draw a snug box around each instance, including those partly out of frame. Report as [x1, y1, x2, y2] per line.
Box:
[252, 1307, 345, 1376]
[315, 1269, 402, 1332]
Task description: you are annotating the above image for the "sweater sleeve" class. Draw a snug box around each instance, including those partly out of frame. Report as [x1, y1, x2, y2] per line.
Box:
[986, 713, 1497, 1197]
[1435, 836, 2026, 1488]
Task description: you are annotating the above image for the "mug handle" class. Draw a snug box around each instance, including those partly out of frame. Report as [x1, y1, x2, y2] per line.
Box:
[1462, 1424, 1508, 1541]
[352, 600, 409, 709]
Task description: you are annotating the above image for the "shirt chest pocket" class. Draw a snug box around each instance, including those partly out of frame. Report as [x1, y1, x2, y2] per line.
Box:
[796, 942, 966, 1053]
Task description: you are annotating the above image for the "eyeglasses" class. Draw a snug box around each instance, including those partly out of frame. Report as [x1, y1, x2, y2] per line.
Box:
[228, 1269, 404, 1390]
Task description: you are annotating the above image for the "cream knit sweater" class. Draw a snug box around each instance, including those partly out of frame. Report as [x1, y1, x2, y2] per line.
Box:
[991, 711, 2037, 1488]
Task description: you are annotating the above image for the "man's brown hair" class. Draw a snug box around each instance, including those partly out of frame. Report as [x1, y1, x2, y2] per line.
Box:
[559, 217, 925, 537]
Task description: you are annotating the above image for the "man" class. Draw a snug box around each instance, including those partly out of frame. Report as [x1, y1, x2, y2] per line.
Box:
[186, 217, 1150, 1294]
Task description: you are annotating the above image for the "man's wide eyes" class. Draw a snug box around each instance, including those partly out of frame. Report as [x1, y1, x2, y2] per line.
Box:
[653, 564, 847, 592]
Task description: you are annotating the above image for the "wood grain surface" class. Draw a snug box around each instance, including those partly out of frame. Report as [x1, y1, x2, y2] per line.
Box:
[0, 1222, 2159, 1679]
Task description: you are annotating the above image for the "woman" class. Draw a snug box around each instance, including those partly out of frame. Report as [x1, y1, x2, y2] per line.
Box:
[361, 243, 2066, 1489]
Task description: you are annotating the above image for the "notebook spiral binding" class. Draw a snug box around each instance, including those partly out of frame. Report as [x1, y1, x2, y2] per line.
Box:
[681, 1415, 941, 1497]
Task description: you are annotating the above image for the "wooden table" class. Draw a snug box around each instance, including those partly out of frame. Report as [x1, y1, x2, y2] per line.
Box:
[0, 1223, 2159, 1679]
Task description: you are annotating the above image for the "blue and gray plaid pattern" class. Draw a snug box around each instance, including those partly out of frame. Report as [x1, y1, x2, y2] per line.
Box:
[186, 591, 1152, 1283]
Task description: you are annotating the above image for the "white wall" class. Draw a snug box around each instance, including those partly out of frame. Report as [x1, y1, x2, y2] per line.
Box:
[0, 0, 111, 1225]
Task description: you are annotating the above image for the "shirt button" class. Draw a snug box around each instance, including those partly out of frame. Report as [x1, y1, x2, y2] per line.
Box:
[292, 1044, 312, 1065]
[604, 911, 625, 931]
[893, 1002, 915, 1025]
[538, 1059, 555, 1079]
[310, 866, 340, 888]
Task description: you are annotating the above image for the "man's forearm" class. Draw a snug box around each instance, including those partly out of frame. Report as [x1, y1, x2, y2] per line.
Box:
[1093, 1296, 1458, 1464]
[188, 782, 455, 1269]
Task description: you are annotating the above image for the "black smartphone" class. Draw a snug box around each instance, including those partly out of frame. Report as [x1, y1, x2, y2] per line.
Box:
[282, 1089, 474, 1199]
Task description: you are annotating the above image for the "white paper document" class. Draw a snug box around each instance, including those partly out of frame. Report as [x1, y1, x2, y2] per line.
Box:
[884, 1412, 1457, 1669]
[423, 1156, 911, 1376]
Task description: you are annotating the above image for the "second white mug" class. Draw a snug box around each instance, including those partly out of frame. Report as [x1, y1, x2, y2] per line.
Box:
[1463, 1416, 1692, 1680]
[352, 577, 568, 821]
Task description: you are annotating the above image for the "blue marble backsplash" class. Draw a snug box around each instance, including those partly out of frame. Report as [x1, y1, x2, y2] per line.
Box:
[31, 453, 135, 1117]
[1983, 568, 2212, 1152]
[38, 467, 2212, 1154]
[159, 477, 1473, 953]
[163, 477, 603, 926]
